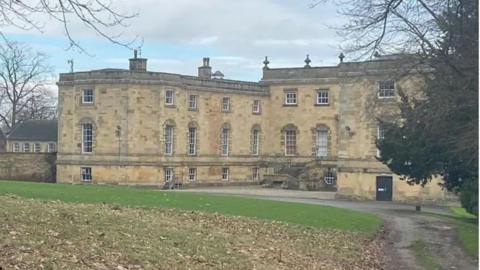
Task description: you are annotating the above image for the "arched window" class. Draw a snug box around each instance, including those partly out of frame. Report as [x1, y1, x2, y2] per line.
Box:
[221, 123, 231, 156]
[282, 124, 298, 156]
[164, 120, 175, 155]
[251, 125, 261, 155]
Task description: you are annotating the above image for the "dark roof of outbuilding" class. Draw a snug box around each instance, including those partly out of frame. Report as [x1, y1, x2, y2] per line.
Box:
[7, 119, 57, 142]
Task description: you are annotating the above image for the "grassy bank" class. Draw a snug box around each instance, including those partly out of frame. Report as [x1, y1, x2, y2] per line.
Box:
[449, 207, 478, 258]
[0, 181, 382, 236]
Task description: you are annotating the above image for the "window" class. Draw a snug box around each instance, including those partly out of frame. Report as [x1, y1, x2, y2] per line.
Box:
[82, 123, 93, 153]
[222, 97, 230, 112]
[316, 129, 328, 157]
[165, 90, 174, 105]
[13, 143, 19, 152]
[188, 95, 198, 110]
[323, 169, 336, 185]
[221, 126, 230, 156]
[23, 143, 30, 152]
[377, 124, 386, 157]
[284, 91, 297, 105]
[165, 125, 174, 155]
[47, 143, 56, 153]
[285, 130, 296, 156]
[316, 90, 329, 105]
[378, 80, 395, 98]
[33, 143, 41, 153]
[222, 167, 229, 181]
[81, 167, 92, 181]
[82, 89, 94, 104]
[188, 127, 197, 155]
[253, 99, 261, 113]
[188, 168, 197, 181]
[164, 168, 174, 182]
[252, 129, 260, 155]
[252, 167, 259, 181]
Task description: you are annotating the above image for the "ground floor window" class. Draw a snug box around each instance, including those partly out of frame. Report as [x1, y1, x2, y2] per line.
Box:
[33, 143, 41, 153]
[23, 143, 30, 152]
[48, 143, 57, 153]
[252, 167, 259, 181]
[81, 167, 92, 181]
[323, 168, 336, 185]
[222, 167, 229, 181]
[164, 168, 174, 182]
[13, 143, 19, 152]
[188, 168, 197, 181]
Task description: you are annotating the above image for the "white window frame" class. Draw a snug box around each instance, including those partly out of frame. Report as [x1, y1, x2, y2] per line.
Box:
[316, 90, 329, 105]
[222, 167, 229, 181]
[81, 123, 93, 154]
[316, 129, 328, 157]
[324, 169, 336, 185]
[188, 168, 197, 181]
[222, 97, 230, 112]
[252, 129, 260, 155]
[164, 125, 174, 155]
[221, 127, 230, 156]
[23, 142, 30, 152]
[164, 168, 174, 182]
[284, 91, 297, 105]
[47, 143, 56, 153]
[377, 124, 386, 157]
[82, 89, 94, 104]
[81, 167, 92, 182]
[188, 127, 197, 155]
[284, 130, 296, 156]
[252, 167, 259, 181]
[378, 80, 395, 98]
[33, 143, 41, 153]
[188, 95, 198, 110]
[253, 99, 261, 113]
[165, 90, 175, 105]
[13, 143, 19, 152]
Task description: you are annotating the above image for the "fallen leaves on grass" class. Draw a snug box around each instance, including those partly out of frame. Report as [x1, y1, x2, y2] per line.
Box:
[0, 195, 385, 269]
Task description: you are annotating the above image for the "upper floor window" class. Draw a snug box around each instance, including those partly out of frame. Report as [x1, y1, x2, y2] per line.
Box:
[82, 89, 94, 104]
[222, 97, 230, 112]
[378, 80, 395, 98]
[188, 127, 197, 155]
[316, 90, 329, 105]
[284, 90, 297, 105]
[188, 95, 198, 110]
[285, 130, 297, 156]
[13, 143, 19, 152]
[253, 99, 261, 113]
[165, 125, 174, 155]
[47, 143, 56, 153]
[221, 125, 230, 156]
[377, 124, 386, 157]
[81, 167, 92, 181]
[33, 143, 41, 153]
[82, 123, 93, 153]
[165, 90, 175, 105]
[164, 168, 174, 182]
[188, 168, 197, 181]
[23, 142, 30, 152]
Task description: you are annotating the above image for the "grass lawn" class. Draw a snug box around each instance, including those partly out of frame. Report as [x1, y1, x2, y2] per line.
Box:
[0, 180, 382, 236]
[449, 207, 478, 259]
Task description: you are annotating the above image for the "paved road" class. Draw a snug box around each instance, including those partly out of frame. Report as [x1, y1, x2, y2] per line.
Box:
[178, 187, 477, 270]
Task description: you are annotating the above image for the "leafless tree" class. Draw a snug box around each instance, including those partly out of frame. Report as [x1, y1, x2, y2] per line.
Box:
[310, 0, 459, 59]
[0, 40, 56, 131]
[0, 0, 138, 52]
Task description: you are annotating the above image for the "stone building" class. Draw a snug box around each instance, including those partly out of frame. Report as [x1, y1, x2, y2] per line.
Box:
[56, 52, 447, 202]
[6, 120, 57, 153]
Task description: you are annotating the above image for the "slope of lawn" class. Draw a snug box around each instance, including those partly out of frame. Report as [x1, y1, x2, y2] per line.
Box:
[449, 207, 478, 258]
[0, 180, 382, 236]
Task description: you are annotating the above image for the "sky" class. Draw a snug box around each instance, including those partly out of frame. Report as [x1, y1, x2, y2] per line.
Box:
[4, 0, 347, 82]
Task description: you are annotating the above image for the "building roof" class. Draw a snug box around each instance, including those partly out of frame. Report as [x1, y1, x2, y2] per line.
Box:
[7, 119, 58, 142]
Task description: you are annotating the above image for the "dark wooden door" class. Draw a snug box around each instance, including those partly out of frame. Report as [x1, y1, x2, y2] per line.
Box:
[376, 176, 393, 201]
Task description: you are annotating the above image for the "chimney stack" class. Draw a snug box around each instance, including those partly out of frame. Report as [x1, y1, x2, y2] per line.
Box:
[198, 57, 212, 79]
[129, 49, 147, 72]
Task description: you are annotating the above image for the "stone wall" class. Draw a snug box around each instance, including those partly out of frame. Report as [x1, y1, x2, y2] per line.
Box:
[0, 153, 56, 182]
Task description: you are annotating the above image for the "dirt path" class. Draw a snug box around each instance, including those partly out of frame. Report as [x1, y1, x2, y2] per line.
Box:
[381, 210, 477, 270]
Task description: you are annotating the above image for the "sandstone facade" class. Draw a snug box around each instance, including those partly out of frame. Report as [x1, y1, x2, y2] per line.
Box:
[56, 54, 448, 202]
